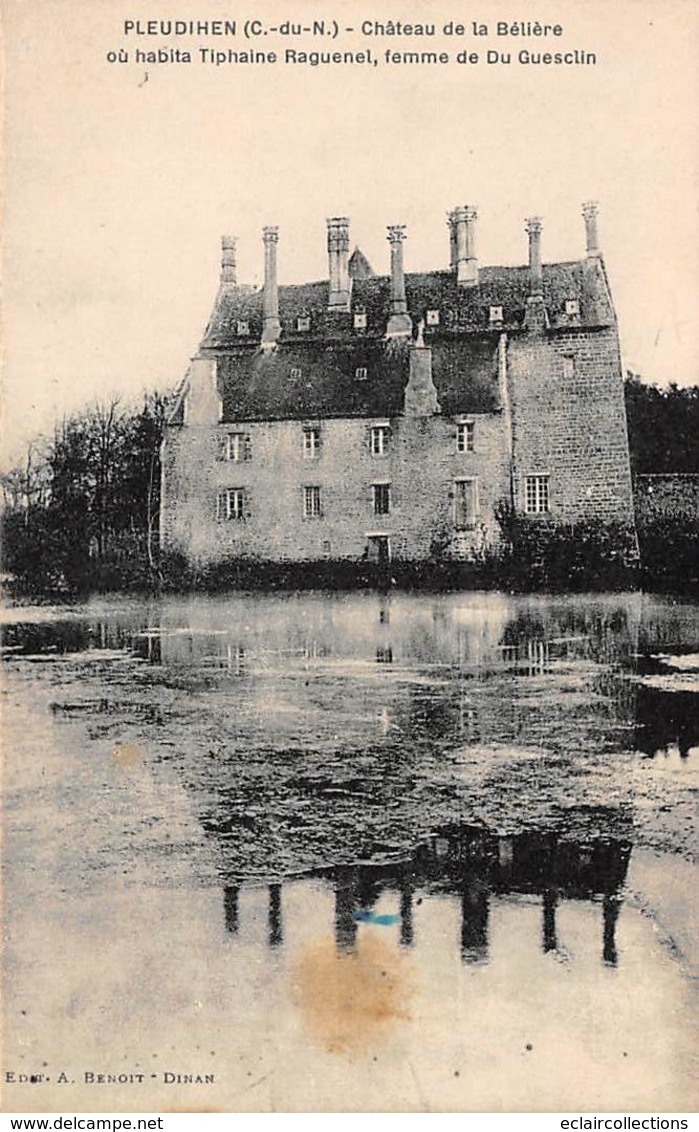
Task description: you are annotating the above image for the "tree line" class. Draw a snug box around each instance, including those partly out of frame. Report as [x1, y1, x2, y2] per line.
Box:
[0, 376, 696, 594]
[624, 374, 699, 474]
[1, 393, 166, 592]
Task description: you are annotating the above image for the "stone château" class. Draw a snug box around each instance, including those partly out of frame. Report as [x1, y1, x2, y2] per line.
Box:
[160, 203, 635, 567]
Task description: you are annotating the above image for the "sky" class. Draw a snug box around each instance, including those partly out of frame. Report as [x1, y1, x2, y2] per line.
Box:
[2, 0, 698, 465]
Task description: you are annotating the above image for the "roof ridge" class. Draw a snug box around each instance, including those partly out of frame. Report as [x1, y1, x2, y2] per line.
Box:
[271, 260, 586, 289]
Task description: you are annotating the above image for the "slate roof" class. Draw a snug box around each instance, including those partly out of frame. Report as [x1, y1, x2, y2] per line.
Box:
[168, 256, 614, 425]
[201, 258, 613, 350]
[214, 335, 501, 422]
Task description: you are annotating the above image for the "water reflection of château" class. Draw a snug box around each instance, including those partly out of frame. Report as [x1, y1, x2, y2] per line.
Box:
[222, 824, 631, 968]
[6, 596, 695, 760]
[124, 596, 698, 762]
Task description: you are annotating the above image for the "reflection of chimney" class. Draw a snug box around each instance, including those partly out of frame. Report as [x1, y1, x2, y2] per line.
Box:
[327, 217, 351, 311]
[221, 236, 237, 286]
[582, 200, 600, 257]
[460, 880, 489, 965]
[224, 886, 239, 934]
[524, 217, 549, 331]
[261, 226, 281, 346]
[542, 889, 557, 953]
[386, 225, 412, 337]
[452, 205, 479, 286]
[603, 894, 621, 966]
[268, 883, 283, 948]
[400, 871, 414, 948]
[334, 867, 358, 953]
[498, 836, 514, 877]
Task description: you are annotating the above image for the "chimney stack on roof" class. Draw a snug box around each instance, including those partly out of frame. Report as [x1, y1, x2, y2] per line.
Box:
[404, 318, 440, 416]
[525, 217, 543, 295]
[451, 205, 479, 286]
[582, 201, 600, 256]
[447, 210, 458, 270]
[327, 217, 351, 312]
[386, 225, 412, 338]
[261, 226, 281, 347]
[524, 217, 549, 331]
[220, 236, 237, 286]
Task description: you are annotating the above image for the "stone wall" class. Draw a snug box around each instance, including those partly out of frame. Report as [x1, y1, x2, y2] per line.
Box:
[161, 376, 511, 565]
[507, 328, 635, 523]
[162, 321, 639, 567]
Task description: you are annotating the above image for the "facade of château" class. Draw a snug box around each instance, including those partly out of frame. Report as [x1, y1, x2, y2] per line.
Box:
[160, 203, 635, 566]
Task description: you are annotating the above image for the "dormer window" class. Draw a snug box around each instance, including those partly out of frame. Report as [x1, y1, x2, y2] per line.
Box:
[426, 309, 440, 326]
[489, 306, 503, 324]
[565, 299, 580, 317]
[236, 320, 249, 336]
[297, 315, 311, 331]
[355, 366, 368, 381]
[290, 367, 302, 379]
[354, 311, 367, 330]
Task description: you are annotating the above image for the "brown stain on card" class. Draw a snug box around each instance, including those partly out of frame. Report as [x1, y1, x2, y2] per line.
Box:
[292, 934, 414, 1056]
[112, 742, 142, 770]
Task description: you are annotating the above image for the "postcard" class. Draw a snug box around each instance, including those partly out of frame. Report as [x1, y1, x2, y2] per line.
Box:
[2, 0, 697, 1115]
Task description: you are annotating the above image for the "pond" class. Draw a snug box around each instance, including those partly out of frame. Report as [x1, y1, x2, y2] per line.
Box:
[2, 590, 697, 1111]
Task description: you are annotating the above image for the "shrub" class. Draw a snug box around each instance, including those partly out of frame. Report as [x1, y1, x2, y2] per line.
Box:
[491, 504, 640, 592]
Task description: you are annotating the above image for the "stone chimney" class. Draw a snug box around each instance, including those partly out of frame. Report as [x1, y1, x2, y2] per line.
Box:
[582, 201, 600, 256]
[526, 217, 543, 295]
[386, 225, 412, 338]
[404, 320, 440, 416]
[582, 201, 609, 325]
[261, 226, 281, 346]
[524, 217, 549, 331]
[220, 236, 237, 286]
[327, 217, 351, 311]
[452, 205, 479, 286]
[447, 210, 458, 270]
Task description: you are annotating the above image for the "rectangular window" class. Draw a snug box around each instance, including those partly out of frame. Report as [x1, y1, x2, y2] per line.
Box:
[489, 305, 503, 324]
[565, 299, 580, 317]
[297, 316, 310, 331]
[454, 479, 477, 530]
[290, 367, 302, 379]
[370, 425, 390, 455]
[224, 433, 244, 462]
[303, 427, 321, 459]
[372, 483, 391, 516]
[354, 312, 367, 329]
[304, 485, 322, 518]
[426, 309, 440, 326]
[217, 488, 245, 521]
[355, 366, 368, 381]
[563, 355, 575, 379]
[525, 474, 550, 514]
[457, 421, 475, 453]
[236, 320, 249, 336]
